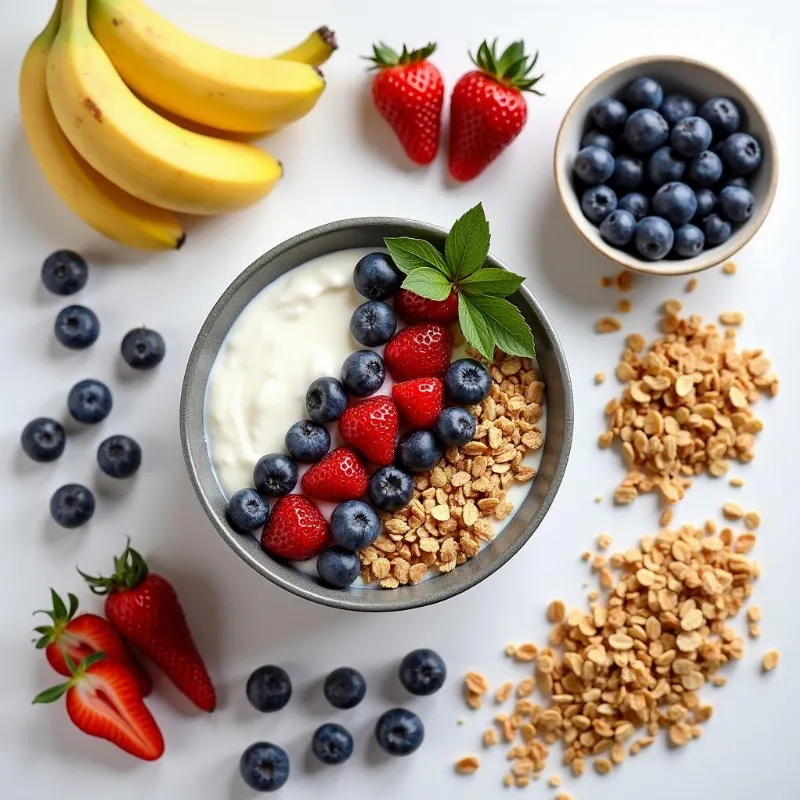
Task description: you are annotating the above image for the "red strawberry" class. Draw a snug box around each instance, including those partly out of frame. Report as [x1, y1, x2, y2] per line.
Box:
[80, 542, 216, 713]
[392, 378, 444, 429]
[261, 494, 330, 560]
[365, 42, 444, 165]
[301, 446, 369, 502]
[448, 41, 544, 181]
[34, 589, 151, 696]
[394, 289, 459, 324]
[338, 396, 399, 466]
[33, 652, 164, 761]
[384, 323, 453, 381]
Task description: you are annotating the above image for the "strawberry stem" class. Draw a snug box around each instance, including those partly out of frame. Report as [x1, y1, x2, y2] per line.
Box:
[363, 41, 436, 70]
[78, 538, 149, 596]
[32, 589, 80, 648]
[469, 40, 544, 94]
[32, 652, 105, 704]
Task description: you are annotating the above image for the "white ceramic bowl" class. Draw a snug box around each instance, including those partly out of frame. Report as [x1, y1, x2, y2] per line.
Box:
[554, 55, 779, 276]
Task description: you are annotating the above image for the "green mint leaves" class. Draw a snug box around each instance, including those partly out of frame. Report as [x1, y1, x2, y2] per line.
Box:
[384, 203, 535, 361]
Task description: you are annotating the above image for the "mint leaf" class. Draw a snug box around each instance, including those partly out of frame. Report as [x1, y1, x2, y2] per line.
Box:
[444, 203, 490, 280]
[401, 268, 453, 301]
[458, 295, 495, 361]
[384, 237, 449, 275]
[468, 295, 535, 358]
[460, 268, 525, 298]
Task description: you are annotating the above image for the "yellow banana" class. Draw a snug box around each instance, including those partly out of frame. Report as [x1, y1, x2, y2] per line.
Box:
[274, 27, 338, 68]
[87, 0, 326, 135]
[47, 0, 282, 216]
[19, 1, 184, 250]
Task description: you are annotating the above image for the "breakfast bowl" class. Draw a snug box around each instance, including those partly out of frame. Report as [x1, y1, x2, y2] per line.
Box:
[180, 217, 573, 612]
[554, 55, 778, 276]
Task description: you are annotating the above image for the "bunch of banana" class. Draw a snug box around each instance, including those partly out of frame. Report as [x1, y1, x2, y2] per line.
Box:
[19, 0, 337, 250]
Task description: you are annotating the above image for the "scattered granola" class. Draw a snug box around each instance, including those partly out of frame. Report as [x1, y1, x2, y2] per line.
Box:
[616, 270, 634, 292]
[595, 372, 606, 385]
[596, 534, 612, 550]
[762, 650, 779, 672]
[617, 299, 633, 314]
[685, 278, 698, 293]
[596, 316, 622, 334]
[455, 755, 480, 774]
[722, 262, 737, 275]
[729, 477, 744, 488]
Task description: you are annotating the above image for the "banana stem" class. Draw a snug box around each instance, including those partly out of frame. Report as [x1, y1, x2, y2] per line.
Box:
[61, 0, 88, 29]
[38, 0, 63, 42]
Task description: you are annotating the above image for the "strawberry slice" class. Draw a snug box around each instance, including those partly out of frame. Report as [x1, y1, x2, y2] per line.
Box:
[392, 378, 444, 429]
[261, 494, 330, 561]
[384, 323, 453, 381]
[338, 396, 399, 466]
[33, 652, 164, 761]
[301, 446, 369, 503]
[394, 289, 459, 324]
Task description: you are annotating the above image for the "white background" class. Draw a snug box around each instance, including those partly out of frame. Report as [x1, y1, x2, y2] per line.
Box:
[1, 1, 798, 797]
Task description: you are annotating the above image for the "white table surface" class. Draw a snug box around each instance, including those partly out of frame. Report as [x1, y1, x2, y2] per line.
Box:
[2, 1, 798, 797]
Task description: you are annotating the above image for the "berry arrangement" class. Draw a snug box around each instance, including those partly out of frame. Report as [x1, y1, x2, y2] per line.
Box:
[574, 80, 761, 260]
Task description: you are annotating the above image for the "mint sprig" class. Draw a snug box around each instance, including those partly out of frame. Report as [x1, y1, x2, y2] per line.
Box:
[384, 203, 535, 360]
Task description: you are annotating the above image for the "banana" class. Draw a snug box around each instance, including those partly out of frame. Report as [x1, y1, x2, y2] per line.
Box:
[274, 27, 338, 68]
[47, 0, 282, 216]
[87, 0, 326, 135]
[20, 1, 184, 250]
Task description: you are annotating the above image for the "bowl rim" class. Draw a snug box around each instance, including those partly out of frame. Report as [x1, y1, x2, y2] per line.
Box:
[553, 54, 779, 277]
[180, 216, 574, 612]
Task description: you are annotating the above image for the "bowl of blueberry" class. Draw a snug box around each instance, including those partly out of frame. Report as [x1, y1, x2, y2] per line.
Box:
[554, 55, 778, 275]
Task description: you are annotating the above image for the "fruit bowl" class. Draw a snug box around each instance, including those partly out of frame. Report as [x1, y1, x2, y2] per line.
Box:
[554, 55, 778, 276]
[180, 218, 573, 612]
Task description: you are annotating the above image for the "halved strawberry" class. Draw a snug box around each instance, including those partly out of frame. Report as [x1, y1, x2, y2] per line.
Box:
[338, 396, 399, 466]
[392, 378, 444, 429]
[261, 494, 330, 561]
[301, 447, 369, 503]
[384, 323, 453, 381]
[394, 289, 459, 324]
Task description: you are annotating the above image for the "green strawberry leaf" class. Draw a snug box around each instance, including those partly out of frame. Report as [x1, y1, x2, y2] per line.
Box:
[458, 295, 495, 361]
[468, 295, 535, 358]
[50, 589, 66, 620]
[444, 203, 490, 280]
[400, 268, 453, 301]
[460, 268, 524, 298]
[32, 682, 71, 705]
[384, 237, 449, 276]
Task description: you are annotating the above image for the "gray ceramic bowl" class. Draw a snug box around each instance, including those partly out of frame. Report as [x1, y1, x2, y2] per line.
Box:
[180, 218, 573, 612]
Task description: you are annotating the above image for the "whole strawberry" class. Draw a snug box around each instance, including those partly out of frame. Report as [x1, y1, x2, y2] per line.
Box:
[394, 289, 459, 324]
[365, 42, 444, 165]
[449, 40, 543, 181]
[301, 446, 369, 502]
[392, 378, 444, 429]
[384, 323, 453, 381]
[338, 396, 399, 466]
[262, 494, 330, 560]
[79, 541, 216, 712]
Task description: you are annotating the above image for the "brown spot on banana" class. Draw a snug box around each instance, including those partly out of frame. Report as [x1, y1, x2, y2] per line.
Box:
[81, 97, 103, 122]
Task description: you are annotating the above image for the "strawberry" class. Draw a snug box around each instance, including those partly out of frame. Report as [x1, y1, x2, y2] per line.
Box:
[384, 323, 453, 381]
[33, 652, 164, 761]
[301, 446, 369, 503]
[33, 589, 151, 696]
[261, 494, 330, 560]
[448, 40, 544, 181]
[392, 378, 444, 429]
[80, 542, 216, 713]
[394, 289, 459, 324]
[338, 396, 399, 466]
[365, 42, 444, 165]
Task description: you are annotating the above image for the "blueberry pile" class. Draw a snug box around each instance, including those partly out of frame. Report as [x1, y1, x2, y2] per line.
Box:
[239, 649, 444, 791]
[21, 250, 163, 528]
[574, 79, 762, 260]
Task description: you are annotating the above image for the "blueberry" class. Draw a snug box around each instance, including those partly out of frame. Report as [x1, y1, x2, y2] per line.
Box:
[375, 708, 424, 756]
[722, 176, 749, 190]
[399, 648, 447, 696]
[246, 665, 292, 713]
[21, 418, 65, 462]
[659, 94, 696, 126]
[324, 667, 366, 709]
[652, 182, 697, 226]
[589, 98, 629, 131]
[635, 217, 674, 261]
[719, 133, 762, 176]
[41, 250, 88, 295]
[703, 214, 733, 246]
[350, 300, 396, 347]
[50, 484, 95, 528]
[434, 407, 476, 447]
[688, 150, 723, 187]
[698, 97, 741, 138]
[353, 252, 402, 300]
[693, 188, 717, 220]
[330, 500, 380, 550]
[67, 379, 112, 425]
[253, 453, 297, 497]
[306, 377, 348, 424]
[718, 185, 755, 223]
[623, 109, 669, 154]
[285, 420, 330, 463]
[580, 130, 615, 153]
[312, 723, 353, 766]
[580, 185, 617, 225]
[341, 350, 385, 397]
[368, 465, 414, 512]
[574, 146, 614, 184]
[647, 147, 686, 186]
[317, 546, 361, 588]
[618, 193, 650, 221]
[227, 488, 269, 533]
[610, 155, 644, 192]
[599, 209, 637, 247]
[120, 327, 165, 370]
[670, 116, 713, 158]
[97, 435, 142, 479]
[673, 224, 705, 258]
[239, 742, 290, 792]
[443, 358, 492, 405]
[396, 431, 443, 473]
[624, 77, 663, 110]
[54, 305, 99, 350]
